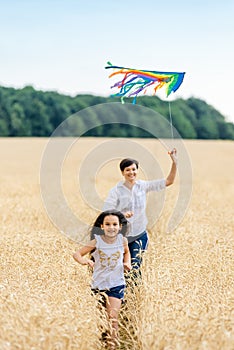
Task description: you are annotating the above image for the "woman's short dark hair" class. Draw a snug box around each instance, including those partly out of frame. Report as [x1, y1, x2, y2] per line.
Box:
[119, 158, 139, 172]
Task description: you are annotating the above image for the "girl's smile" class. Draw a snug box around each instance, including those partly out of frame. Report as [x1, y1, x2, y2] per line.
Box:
[101, 215, 121, 242]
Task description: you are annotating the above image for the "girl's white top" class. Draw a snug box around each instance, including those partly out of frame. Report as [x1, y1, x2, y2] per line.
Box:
[91, 234, 125, 290]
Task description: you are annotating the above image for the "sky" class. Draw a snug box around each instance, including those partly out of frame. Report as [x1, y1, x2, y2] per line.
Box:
[0, 0, 234, 123]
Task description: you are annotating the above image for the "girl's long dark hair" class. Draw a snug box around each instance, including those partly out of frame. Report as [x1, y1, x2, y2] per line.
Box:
[90, 210, 129, 240]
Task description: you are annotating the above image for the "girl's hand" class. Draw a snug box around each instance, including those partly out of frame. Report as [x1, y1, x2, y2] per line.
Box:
[168, 148, 177, 164]
[87, 259, 95, 268]
[82, 258, 94, 268]
[124, 262, 132, 271]
[124, 211, 134, 219]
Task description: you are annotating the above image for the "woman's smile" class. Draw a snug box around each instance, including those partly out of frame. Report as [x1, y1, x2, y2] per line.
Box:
[122, 164, 138, 183]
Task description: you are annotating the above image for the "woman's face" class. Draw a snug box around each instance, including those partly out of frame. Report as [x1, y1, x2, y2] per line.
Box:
[122, 163, 138, 182]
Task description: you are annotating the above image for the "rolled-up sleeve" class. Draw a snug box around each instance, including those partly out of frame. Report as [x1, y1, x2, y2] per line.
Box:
[143, 179, 166, 192]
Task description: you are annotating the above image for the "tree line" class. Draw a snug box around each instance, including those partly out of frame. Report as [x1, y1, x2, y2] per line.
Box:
[0, 85, 233, 139]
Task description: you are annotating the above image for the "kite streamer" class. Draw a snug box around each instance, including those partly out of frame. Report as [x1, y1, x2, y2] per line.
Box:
[105, 62, 185, 104]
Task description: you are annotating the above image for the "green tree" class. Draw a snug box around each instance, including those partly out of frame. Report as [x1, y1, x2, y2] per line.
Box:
[10, 103, 29, 136]
[0, 88, 10, 135]
[0, 85, 233, 139]
[217, 121, 234, 139]
[187, 98, 220, 139]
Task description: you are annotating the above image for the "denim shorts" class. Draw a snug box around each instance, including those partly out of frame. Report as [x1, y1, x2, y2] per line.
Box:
[92, 284, 125, 301]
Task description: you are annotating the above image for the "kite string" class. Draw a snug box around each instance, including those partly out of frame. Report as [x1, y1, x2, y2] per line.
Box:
[168, 101, 174, 139]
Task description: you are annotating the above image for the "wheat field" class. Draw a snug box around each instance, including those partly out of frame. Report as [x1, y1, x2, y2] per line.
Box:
[0, 137, 233, 350]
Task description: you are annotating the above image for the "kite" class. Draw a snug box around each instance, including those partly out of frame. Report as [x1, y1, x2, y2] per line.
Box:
[105, 62, 185, 104]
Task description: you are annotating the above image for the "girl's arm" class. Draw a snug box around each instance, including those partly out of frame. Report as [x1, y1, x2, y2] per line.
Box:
[73, 239, 96, 268]
[123, 237, 132, 271]
[166, 148, 177, 187]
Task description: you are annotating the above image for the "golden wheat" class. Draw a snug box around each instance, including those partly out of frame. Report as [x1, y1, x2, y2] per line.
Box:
[0, 138, 233, 350]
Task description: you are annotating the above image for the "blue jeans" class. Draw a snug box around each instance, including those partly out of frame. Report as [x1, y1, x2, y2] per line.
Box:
[128, 231, 148, 279]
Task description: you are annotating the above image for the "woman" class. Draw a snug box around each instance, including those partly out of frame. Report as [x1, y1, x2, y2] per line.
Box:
[103, 148, 177, 279]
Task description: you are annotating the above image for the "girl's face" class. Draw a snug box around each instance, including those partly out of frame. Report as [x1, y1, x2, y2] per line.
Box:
[101, 215, 121, 238]
[122, 163, 138, 182]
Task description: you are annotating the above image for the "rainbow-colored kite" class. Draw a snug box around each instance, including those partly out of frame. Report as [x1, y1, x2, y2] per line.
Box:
[105, 62, 185, 103]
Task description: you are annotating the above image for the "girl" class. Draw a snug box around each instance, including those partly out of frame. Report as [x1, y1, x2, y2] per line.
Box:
[73, 210, 132, 349]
